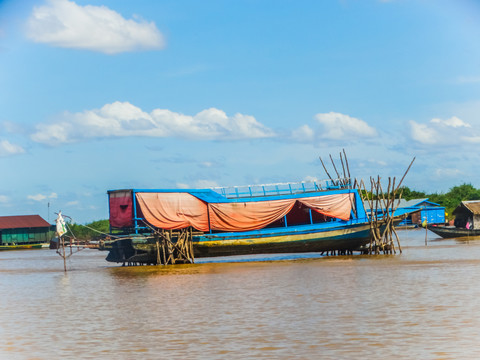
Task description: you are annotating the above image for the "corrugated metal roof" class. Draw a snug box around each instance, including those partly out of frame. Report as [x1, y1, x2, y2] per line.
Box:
[0, 215, 51, 230]
[364, 198, 436, 211]
[460, 201, 480, 216]
[396, 198, 430, 208]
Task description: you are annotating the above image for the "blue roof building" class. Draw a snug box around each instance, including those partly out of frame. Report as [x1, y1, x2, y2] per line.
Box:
[396, 198, 445, 225]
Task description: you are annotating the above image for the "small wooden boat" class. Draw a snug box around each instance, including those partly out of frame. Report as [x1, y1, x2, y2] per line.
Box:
[427, 200, 480, 239]
[427, 225, 480, 239]
[0, 244, 43, 251]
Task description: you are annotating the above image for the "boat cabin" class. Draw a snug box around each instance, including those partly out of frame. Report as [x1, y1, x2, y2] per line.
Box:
[108, 181, 369, 235]
[453, 201, 480, 229]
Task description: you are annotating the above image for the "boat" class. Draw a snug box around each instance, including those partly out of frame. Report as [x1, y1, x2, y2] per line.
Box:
[0, 244, 43, 251]
[426, 200, 480, 239]
[103, 180, 414, 264]
[427, 224, 480, 239]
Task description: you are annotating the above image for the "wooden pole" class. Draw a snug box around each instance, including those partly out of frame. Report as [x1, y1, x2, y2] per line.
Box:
[394, 157, 416, 192]
[155, 232, 161, 265]
[339, 152, 347, 186]
[61, 235, 67, 272]
[342, 148, 351, 182]
[425, 218, 428, 246]
[319, 156, 336, 185]
[162, 232, 167, 265]
[329, 154, 342, 183]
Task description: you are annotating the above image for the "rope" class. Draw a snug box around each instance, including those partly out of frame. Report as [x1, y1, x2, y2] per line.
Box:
[78, 223, 121, 239]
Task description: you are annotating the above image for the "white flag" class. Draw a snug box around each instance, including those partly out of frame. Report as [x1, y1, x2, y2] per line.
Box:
[56, 211, 67, 237]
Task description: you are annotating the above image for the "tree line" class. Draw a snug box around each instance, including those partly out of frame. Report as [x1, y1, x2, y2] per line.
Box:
[65, 219, 110, 241]
[401, 183, 480, 219]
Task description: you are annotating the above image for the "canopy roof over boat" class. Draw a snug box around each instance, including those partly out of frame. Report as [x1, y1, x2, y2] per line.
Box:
[108, 187, 359, 232]
[453, 200, 480, 216]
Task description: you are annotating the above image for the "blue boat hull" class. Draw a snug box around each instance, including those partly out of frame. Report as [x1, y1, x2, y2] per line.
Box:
[105, 221, 372, 264]
[194, 222, 372, 257]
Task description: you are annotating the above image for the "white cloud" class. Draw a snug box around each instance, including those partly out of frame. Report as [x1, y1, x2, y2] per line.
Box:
[431, 116, 471, 128]
[27, 192, 58, 202]
[410, 116, 477, 145]
[291, 112, 377, 143]
[26, 0, 165, 54]
[31, 102, 275, 145]
[409, 120, 438, 144]
[0, 195, 8, 204]
[176, 180, 220, 189]
[200, 161, 214, 168]
[315, 112, 377, 139]
[28, 194, 47, 201]
[66, 201, 79, 206]
[456, 76, 480, 84]
[303, 176, 319, 183]
[0, 140, 25, 157]
[463, 136, 480, 143]
[292, 125, 315, 142]
[435, 168, 462, 178]
[194, 180, 220, 188]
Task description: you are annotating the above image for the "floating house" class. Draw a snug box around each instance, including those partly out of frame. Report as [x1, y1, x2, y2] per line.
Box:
[452, 200, 480, 229]
[0, 215, 52, 245]
[397, 198, 445, 226]
[364, 198, 445, 226]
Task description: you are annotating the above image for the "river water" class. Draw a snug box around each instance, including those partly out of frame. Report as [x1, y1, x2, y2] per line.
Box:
[1, 229, 480, 359]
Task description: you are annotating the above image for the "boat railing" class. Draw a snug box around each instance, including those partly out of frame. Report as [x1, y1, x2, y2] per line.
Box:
[211, 179, 351, 199]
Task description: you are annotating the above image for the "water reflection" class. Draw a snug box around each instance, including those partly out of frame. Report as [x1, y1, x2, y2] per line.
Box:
[1, 230, 480, 359]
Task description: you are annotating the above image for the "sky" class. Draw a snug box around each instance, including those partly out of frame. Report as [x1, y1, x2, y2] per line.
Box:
[1, 0, 480, 224]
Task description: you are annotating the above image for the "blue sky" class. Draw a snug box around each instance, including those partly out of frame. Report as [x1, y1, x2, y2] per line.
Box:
[1, 0, 480, 224]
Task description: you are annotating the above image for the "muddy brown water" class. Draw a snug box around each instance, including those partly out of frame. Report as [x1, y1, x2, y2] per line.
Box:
[1, 229, 480, 359]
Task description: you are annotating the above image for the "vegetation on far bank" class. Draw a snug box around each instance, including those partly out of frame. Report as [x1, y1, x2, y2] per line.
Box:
[65, 183, 480, 239]
[402, 183, 480, 219]
[65, 219, 109, 241]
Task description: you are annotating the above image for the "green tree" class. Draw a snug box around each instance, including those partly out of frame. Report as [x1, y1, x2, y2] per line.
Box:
[425, 184, 480, 220]
[65, 219, 110, 240]
[400, 186, 426, 200]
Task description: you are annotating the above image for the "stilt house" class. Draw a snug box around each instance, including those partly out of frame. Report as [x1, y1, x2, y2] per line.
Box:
[0, 215, 52, 245]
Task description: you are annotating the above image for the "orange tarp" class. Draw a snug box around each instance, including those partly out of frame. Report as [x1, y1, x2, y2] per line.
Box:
[208, 199, 296, 232]
[136, 192, 354, 232]
[136, 193, 209, 231]
[298, 193, 354, 221]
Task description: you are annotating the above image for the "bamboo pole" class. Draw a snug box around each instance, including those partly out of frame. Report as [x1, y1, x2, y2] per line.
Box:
[162, 232, 167, 265]
[329, 154, 342, 183]
[155, 232, 161, 265]
[316, 152, 413, 256]
[394, 157, 416, 192]
[339, 152, 347, 186]
[342, 148, 351, 182]
[392, 226, 402, 254]
[61, 235, 67, 272]
[319, 156, 336, 185]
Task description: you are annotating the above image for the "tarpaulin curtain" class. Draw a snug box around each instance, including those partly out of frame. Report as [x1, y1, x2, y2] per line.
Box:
[135, 192, 354, 232]
[136, 193, 210, 231]
[298, 193, 354, 221]
[109, 191, 134, 228]
[208, 199, 296, 232]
